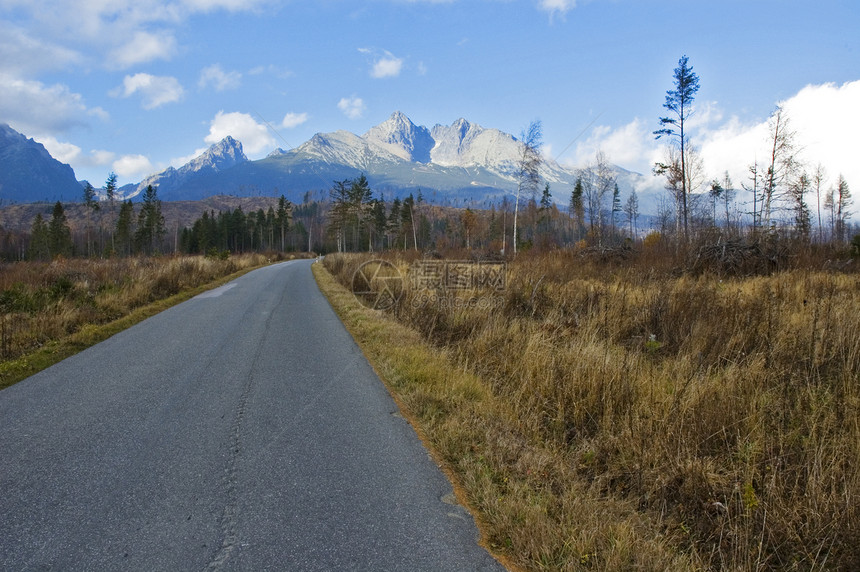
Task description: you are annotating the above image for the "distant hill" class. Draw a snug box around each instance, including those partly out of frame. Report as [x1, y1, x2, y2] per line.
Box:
[0, 124, 83, 204]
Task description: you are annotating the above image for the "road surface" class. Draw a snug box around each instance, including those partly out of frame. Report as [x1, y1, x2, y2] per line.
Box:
[0, 259, 504, 571]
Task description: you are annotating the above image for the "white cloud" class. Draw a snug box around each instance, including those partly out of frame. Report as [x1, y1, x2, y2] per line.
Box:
[109, 30, 177, 68]
[248, 64, 293, 79]
[113, 154, 154, 179]
[698, 80, 860, 195]
[199, 64, 242, 91]
[89, 149, 117, 167]
[205, 110, 274, 155]
[569, 80, 860, 215]
[170, 147, 209, 168]
[568, 118, 658, 170]
[3, 0, 268, 70]
[538, 0, 576, 20]
[281, 112, 309, 129]
[0, 23, 82, 76]
[35, 136, 82, 165]
[112, 73, 184, 109]
[0, 73, 93, 134]
[338, 96, 366, 120]
[371, 52, 404, 79]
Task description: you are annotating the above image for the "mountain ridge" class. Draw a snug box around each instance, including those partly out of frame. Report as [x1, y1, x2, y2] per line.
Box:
[0, 123, 83, 203]
[1, 114, 655, 212]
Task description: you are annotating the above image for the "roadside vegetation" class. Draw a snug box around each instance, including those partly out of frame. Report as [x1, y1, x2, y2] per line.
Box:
[0, 253, 289, 390]
[319, 246, 860, 571]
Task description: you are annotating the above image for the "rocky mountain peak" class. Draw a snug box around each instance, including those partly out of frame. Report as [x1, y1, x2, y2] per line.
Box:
[188, 136, 247, 173]
[0, 123, 82, 202]
[363, 111, 434, 163]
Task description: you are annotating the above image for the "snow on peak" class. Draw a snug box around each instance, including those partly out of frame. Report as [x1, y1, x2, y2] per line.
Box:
[363, 111, 434, 163]
[189, 136, 247, 173]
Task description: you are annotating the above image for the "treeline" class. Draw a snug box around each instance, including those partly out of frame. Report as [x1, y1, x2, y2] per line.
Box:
[179, 196, 300, 255]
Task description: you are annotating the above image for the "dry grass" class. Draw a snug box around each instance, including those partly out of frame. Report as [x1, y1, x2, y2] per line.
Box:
[0, 253, 285, 388]
[320, 250, 860, 571]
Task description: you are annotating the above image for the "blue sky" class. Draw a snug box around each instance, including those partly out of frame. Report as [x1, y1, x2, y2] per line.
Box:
[2, 0, 859, 200]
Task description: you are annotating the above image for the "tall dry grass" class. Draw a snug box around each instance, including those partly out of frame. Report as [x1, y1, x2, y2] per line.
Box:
[0, 254, 271, 363]
[324, 250, 860, 570]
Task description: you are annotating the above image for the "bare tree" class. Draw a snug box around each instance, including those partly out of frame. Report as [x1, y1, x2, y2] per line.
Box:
[761, 105, 799, 228]
[812, 164, 827, 243]
[623, 189, 639, 238]
[578, 150, 616, 245]
[513, 120, 542, 255]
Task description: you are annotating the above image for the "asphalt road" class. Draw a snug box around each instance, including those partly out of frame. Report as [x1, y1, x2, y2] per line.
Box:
[0, 259, 505, 571]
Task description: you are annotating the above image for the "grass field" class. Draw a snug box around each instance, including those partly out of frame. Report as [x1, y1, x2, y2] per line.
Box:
[0, 253, 288, 389]
[319, 250, 860, 571]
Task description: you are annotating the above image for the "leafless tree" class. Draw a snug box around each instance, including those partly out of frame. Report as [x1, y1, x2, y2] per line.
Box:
[513, 120, 542, 255]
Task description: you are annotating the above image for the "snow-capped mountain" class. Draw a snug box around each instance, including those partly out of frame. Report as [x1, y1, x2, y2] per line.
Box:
[124, 111, 655, 207]
[0, 113, 654, 211]
[363, 110, 434, 163]
[119, 136, 248, 199]
[0, 123, 83, 203]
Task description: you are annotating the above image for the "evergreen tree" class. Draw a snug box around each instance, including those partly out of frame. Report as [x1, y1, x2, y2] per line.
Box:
[790, 172, 812, 242]
[835, 175, 853, 243]
[48, 201, 73, 258]
[371, 197, 387, 252]
[401, 194, 416, 250]
[134, 185, 165, 254]
[538, 183, 553, 238]
[611, 183, 622, 232]
[655, 55, 700, 243]
[82, 181, 100, 256]
[387, 198, 402, 249]
[28, 213, 50, 261]
[115, 201, 135, 256]
[276, 195, 291, 251]
[570, 177, 585, 241]
[104, 172, 117, 203]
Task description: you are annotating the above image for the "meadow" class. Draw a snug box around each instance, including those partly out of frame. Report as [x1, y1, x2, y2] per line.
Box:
[0, 253, 279, 389]
[321, 248, 860, 571]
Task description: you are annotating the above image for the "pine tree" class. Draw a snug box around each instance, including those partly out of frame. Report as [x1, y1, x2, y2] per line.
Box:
[28, 213, 50, 261]
[82, 181, 100, 256]
[115, 201, 134, 256]
[835, 175, 852, 243]
[569, 177, 585, 241]
[611, 183, 622, 233]
[134, 185, 165, 254]
[655, 55, 700, 243]
[538, 183, 553, 237]
[276, 195, 291, 251]
[48, 201, 73, 258]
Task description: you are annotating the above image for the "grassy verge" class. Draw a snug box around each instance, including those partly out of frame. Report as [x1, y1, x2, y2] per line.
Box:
[0, 254, 299, 390]
[317, 251, 860, 571]
[313, 259, 691, 571]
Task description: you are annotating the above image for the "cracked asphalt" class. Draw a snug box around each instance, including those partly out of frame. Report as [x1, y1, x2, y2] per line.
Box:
[0, 259, 505, 571]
